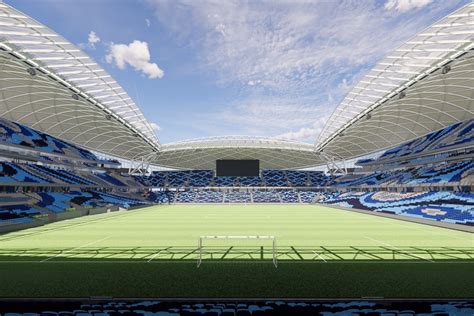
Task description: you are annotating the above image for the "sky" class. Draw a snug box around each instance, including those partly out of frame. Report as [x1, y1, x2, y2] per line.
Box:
[4, 0, 470, 144]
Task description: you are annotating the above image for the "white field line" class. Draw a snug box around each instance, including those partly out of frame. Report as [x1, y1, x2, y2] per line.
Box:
[2, 260, 471, 264]
[312, 250, 327, 262]
[147, 249, 165, 262]
[364, 236, 434, 262]
[40, 236, 111, 262]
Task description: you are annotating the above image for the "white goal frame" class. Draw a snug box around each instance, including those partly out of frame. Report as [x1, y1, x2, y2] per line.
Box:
[197, 235, 277, 268]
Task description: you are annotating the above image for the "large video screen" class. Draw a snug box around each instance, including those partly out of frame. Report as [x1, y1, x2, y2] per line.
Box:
[216, 160, 260, 177]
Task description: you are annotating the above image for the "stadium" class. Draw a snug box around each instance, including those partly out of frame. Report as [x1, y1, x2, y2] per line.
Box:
[0, 1, 473, 315]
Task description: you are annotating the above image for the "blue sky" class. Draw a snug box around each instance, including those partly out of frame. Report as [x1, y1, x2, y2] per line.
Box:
[5, 0, 470, 144]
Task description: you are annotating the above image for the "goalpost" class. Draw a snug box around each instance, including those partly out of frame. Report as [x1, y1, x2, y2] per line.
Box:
[197, 235, 277, 268]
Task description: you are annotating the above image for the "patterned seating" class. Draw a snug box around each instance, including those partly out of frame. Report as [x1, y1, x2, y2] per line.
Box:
[320, 191, 474, 225]
[262, 170, 288, 186]
[280, 190, 300, 203]
[286, 171, 308, 186]
[175, 191, 196, 203]
[195, 191, 224, 203]
[253, 190, 280, 203]
[188, 170, 213, 186]
[0, 117, 98, 161]
[214, 176, 237, 186]
[224, 192, 251, 203]
[238, 176, 261, 186]
[5, 299, 472, 315]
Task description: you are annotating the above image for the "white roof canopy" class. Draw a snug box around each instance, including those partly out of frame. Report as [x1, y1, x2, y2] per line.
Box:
[0, 2, 473, 169]
[316, 3, 474, 160]
[154, 136, 322, 170]
[0, 2, 160, 160]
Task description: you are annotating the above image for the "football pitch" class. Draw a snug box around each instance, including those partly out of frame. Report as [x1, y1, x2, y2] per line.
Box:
[0, 204, 473, 298]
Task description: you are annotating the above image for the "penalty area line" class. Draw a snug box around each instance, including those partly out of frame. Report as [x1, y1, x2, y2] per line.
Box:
[364, 236, 434, 263]
[312, 250, 327, 262]
[40, 236, 111, 262]
[147, 248, 170, 262]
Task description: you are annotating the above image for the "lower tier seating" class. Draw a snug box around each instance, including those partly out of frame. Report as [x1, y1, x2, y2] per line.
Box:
[2, 299, 472, 315]
[0, 190, 149, 225]
[320, 191, 474, 226]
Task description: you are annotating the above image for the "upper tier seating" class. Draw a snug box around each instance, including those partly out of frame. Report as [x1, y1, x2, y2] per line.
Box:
[188, 170, 213, 186]
[0, 161, 141, 188]
[405, 160, 473, 184]
[262, 170, 288, 186]
[374, 119, 473, 162]
[27, 164, 97, 186]
[214, 176, 237, 186]
[94, 172, 127, 187]
[0, 117, 98, 161]
[237, 176, 261, 186]
[286, 171, 308, 186]
[0, 162, 53, 184]
[166, 171, 189, 187]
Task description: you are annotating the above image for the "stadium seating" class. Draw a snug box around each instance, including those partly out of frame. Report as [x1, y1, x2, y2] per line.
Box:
[298, 191, 318, 203]
[280, 190, 300, 203]
[94, 172, 127, 187]
[368, 119, 473, 163]
[195, 191, 224, 203]
[4, 298, 471, 315]
[1, 116, 473, 228]
[0, 117, 98, 161]
[252, 190, 281, 203]
[320, 190, 474, 225]
[214, 176, 237, 186]
[224, 192, 251, 203]
[286, 171, 308, 186]
[167, 171, 189, 187]
[188, 170, 213, 186]
[175, 191, 196, 203]
[238, 176, 262, 186]
[262, 170, 288, 186]
[147, 191, 175, 204]
[0, 162, 53, 184]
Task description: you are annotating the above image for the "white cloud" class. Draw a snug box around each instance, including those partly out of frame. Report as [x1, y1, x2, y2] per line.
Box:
[150, 122, 161, 131]
[88, 31, 100, 46]
[145, 18, 151, 27]
[106, 40, 164, 79]
[247, 80, 260, 86]
[276, 116, 330, 142]
[78, 31, 101, 50]
[147, 0, 466, 142]
[385, 0, 433, 12]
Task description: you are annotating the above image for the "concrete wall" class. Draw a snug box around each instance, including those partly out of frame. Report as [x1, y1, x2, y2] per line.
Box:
[0, 206, 120, 235]
[0, 220, 44, 234]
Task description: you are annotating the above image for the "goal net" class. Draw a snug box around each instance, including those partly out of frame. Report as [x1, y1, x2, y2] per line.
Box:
[197, 235, 277, 268]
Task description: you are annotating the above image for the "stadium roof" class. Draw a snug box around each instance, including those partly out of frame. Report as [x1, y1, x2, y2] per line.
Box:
[0, 2, 473, 170]
[155, 136, 322, 170]
[0, 2, 160, 161]
[315, 3, 474, 160]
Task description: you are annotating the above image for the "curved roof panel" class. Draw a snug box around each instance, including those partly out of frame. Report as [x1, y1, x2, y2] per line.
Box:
[0, 2, 160, 160]
[154, 136, 323, 170]
[316, 3, 474, 159]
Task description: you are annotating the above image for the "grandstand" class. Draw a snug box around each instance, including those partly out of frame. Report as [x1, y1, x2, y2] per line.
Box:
[0, 0, 473, 308]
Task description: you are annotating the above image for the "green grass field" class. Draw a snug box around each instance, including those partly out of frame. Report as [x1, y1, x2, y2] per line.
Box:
[0, 204, 473, 298]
